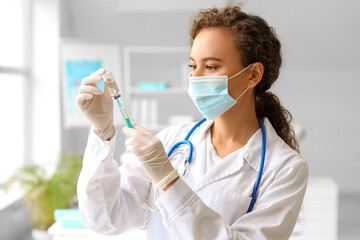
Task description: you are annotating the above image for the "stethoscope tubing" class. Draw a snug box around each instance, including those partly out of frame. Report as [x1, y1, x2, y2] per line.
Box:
[167, 118, 266, 214]
[167, 118, 207, 165]
[246, 118, 266, 213]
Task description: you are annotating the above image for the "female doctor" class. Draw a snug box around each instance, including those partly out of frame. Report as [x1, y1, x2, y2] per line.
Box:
[76, 5, 308, 240]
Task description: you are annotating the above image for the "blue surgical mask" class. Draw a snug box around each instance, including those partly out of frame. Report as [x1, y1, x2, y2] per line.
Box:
[188, 64, 253, 120]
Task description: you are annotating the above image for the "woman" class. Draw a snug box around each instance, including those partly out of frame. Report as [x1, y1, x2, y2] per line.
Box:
[76, 5, 308, 240]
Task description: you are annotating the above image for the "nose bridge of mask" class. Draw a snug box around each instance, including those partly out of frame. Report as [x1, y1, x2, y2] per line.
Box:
[188, 76, 229, 96]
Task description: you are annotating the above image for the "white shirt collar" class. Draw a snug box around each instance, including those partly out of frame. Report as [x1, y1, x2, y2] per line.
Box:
[190, 118, 281, 172]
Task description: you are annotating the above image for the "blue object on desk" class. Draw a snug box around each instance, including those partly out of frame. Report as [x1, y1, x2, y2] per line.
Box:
[54, 209, 86, 229]
[138, 82, 169, 90]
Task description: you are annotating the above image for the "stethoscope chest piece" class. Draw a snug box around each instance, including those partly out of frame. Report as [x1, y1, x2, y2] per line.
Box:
[179, 162, 189, 177]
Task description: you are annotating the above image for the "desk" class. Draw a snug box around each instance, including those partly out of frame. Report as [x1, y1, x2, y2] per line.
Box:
[49, 177, 338, 240]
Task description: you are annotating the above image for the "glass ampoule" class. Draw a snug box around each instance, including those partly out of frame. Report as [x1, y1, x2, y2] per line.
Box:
[102, 71, 120, 99]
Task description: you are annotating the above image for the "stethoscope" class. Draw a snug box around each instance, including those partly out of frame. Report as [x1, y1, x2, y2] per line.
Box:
[167, 118, 266, 213]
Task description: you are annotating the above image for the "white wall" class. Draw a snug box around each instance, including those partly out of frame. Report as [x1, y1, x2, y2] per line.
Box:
[32, 0, 61, 169]
[242, 0, 360, 193]
[60, 0, 360, 193]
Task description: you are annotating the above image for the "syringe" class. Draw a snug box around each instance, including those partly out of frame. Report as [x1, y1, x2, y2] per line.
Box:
[102, 71, 133, 128]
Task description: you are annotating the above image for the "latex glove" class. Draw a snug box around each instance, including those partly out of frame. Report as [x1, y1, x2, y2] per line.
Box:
[76, 68, 115, 141]
[123, 124, 179, 190]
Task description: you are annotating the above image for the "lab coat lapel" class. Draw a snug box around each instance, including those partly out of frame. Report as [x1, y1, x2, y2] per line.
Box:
[242, 118, 279, 173]
[194, 149, 245, 191]
[192, 118, 275, 191]
[184, 120, 212, 189]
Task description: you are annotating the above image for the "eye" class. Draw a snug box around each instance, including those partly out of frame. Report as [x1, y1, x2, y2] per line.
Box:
[206, 65, 217, 71]
[188, 64, 197, 70]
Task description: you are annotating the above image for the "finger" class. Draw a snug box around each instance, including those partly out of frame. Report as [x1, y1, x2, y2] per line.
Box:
[125, 137, 133, 147]
[125, 144, 135, 153]
[82, 75, 103, 86]
[122, 126, 139, 137]
[76, 94, 93, 109]
[91, 68, 106, 76]
[124, 131, 150, 148]
[76, 93, 93, 103]
[133, 124, 152, 135]
[78, 85, 103, 95]
[124, 138, 137, 153]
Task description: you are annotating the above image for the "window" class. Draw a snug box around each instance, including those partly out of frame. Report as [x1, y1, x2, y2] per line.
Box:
[0, 0, 31, 184]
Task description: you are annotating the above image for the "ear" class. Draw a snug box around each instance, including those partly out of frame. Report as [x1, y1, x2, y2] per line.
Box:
[246, 62, 264, 88]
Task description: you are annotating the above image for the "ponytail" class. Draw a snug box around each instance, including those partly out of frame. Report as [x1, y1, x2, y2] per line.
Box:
[256, 92, 299, 152]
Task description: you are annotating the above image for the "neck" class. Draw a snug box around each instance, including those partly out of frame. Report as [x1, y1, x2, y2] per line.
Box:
[210, 96, 259, 149]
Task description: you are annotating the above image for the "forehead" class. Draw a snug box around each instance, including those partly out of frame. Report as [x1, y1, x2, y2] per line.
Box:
[191, 27, 241, 62]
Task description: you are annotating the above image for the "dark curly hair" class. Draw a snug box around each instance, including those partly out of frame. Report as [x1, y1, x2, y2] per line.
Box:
[190, 6, 299, 152]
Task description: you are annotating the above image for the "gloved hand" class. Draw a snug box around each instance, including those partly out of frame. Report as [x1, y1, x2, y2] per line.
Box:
[122, 124, 179, 190]
[76, 68, 115, 141]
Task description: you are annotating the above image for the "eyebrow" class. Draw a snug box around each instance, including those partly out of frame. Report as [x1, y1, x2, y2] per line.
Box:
[189, 57, 223, 62]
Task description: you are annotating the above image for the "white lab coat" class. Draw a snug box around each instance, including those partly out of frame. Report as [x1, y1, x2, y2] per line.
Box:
[77, 118, 308, 240]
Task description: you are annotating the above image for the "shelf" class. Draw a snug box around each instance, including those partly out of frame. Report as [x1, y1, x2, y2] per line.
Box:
[123, 46, 197, 132]
[129, 87, 188, 94]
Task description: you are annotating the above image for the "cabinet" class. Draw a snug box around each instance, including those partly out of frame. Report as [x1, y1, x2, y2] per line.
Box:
[122, 46, 202, 132]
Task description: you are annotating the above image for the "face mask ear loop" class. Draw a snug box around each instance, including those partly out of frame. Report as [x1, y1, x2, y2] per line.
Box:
[228, 63, 254, 80]
[235, 87, 250, 101]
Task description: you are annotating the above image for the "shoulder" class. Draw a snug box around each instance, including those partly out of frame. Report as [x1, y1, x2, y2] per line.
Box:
[274, 140, 308, 174]
[264, 119, 308, 178]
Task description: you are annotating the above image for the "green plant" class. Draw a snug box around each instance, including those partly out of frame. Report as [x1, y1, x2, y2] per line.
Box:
[6, 154, 82, 230]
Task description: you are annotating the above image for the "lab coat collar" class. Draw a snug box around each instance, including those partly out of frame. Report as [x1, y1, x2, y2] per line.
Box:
[242, 118, 279, 172]
[190, 118, 214, 144]
[192, 117, 278, 172]
[189, 117, 279, 191]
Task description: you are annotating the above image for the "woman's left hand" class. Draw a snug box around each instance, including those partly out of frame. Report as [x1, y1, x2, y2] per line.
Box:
[122, 124, 178, 189]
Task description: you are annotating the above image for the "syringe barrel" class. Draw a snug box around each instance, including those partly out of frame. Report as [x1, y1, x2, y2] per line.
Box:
[120, 107, 129, 120]
[116, 98, 133, 128]
[120, 108, 133, 128]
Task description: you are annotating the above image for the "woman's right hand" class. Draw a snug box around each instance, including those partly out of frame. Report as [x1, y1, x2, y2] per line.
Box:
[76, 68, 115, 141]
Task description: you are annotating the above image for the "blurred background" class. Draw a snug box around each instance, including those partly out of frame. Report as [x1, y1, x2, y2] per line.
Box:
[0, 0, 359, 239]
